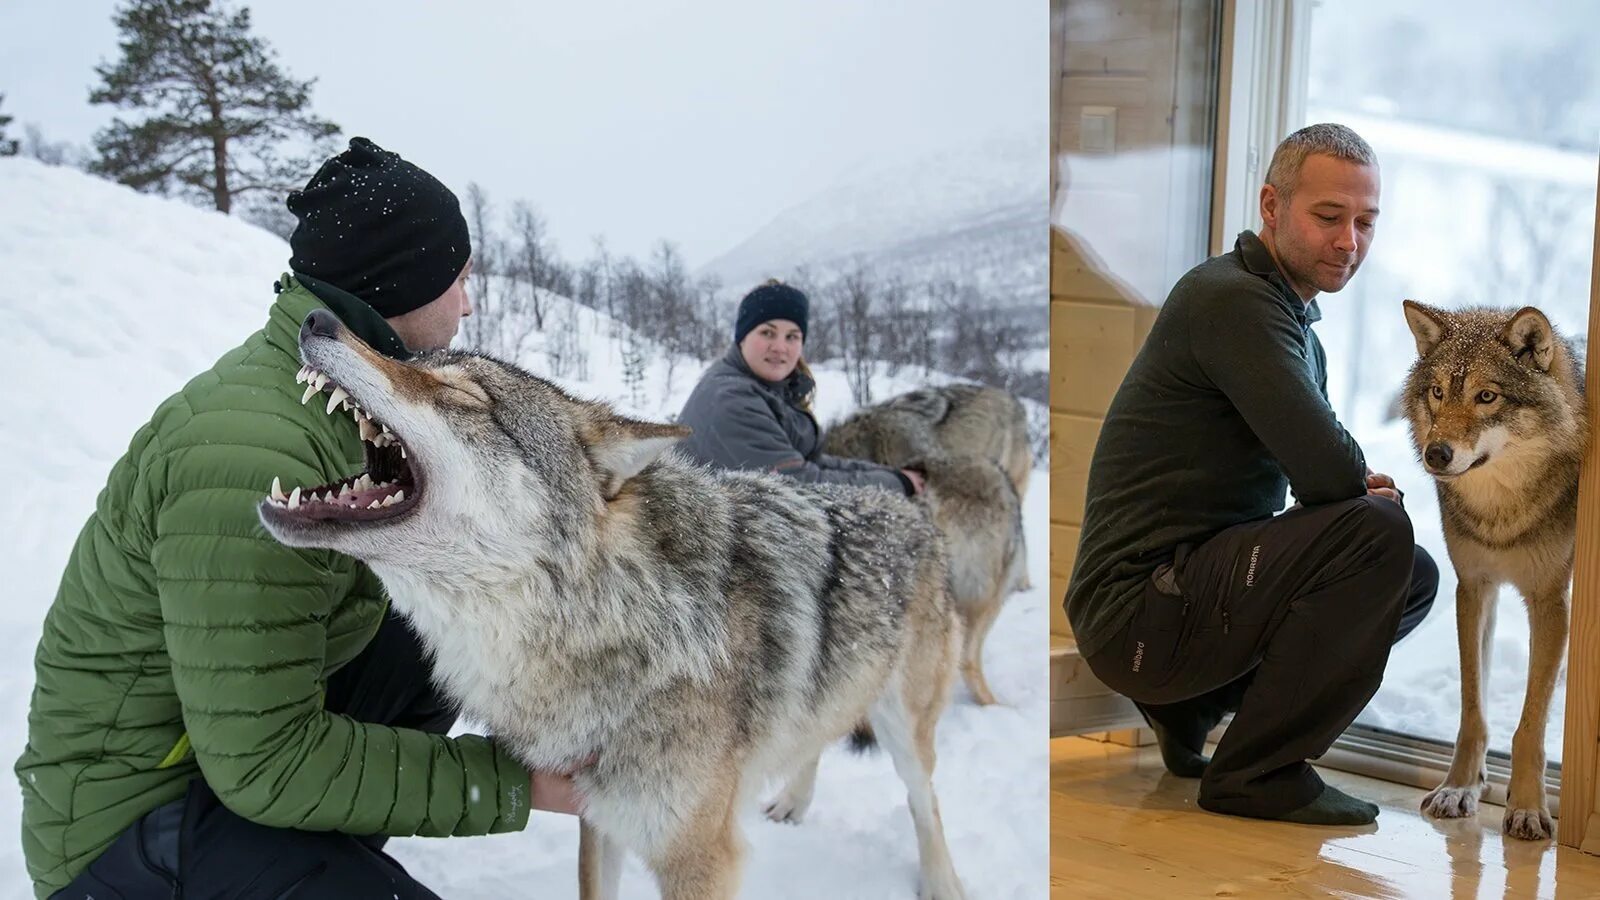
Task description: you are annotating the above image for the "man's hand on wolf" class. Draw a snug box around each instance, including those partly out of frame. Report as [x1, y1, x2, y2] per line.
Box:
[901, 469, 927, 495]
[530, 753, 598, 816]
[1366, 471, 1404, 508]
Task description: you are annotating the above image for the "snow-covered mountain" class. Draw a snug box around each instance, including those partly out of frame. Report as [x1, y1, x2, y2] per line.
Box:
[0, 156, 1047, 899]
[699, 133, 1046, 316]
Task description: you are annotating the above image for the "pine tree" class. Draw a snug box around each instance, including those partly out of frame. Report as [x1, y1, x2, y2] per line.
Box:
[0, 94, 18, 157]
[89, 0, 339, 213]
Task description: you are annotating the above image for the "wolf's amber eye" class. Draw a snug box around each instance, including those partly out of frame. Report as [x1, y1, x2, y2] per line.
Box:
[1477, 390, 1499, 404]
[1430, 386, 1444, 401]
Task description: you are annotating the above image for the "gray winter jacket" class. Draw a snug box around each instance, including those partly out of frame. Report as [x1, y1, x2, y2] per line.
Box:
[677, 345, 913, 495]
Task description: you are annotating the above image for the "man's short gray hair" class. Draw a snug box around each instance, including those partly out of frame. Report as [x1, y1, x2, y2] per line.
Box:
[1265, 123, 1377, 200]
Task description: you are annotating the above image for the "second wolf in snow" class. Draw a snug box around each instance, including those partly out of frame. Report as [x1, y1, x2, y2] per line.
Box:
[259, 309, 968, 899]
[825, 386, 1032, 705]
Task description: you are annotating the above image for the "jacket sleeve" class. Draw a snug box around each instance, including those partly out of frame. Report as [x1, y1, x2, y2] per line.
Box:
[150, 426, 531, 837]
[1189, 287, 1366, 507]
[785, 454, 913, 494]
[706, 381, 907, 492]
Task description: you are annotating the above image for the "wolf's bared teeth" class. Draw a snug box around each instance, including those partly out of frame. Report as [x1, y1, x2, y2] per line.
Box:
[313, 373, 329, 391]
[392, 490, 405, 503]
[367, 500, 382, 509]
[326, 388, 348, 415]
[287, 487, 302, 510]
[295, 366, 309, 385]
[358, 418, 378, 441]
[380, 494, 398, 507]
[270, 476, 286, 503]
[400, 445, 407, 459]
[300, 385, 318, 405]
[358, 474, 374, 490]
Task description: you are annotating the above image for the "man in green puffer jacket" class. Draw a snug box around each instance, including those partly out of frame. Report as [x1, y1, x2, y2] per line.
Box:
[16, 138, 579, 899]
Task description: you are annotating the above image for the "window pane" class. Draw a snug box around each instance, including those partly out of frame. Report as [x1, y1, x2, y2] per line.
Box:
[1305, 0, 1600, 762]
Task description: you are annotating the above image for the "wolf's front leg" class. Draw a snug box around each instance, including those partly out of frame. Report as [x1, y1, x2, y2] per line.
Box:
[1504, 588, 1569, 841]
[652, 771, 744, 900]
[578, 819, 623, 900]
[1423, 577, 1496, 820]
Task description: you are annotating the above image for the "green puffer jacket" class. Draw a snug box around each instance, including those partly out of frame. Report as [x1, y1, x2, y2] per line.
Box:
[16, 275, 531, 898]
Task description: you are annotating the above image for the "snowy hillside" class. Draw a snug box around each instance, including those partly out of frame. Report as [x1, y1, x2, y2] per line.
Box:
[0, 157, 1048, 898]
[699, 133, 1046, 313]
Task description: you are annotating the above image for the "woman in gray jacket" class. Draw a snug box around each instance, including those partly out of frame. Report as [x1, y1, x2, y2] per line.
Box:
[677, 280, 924, 496]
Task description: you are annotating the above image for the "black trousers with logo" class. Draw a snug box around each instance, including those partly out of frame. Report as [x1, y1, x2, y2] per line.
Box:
[1085, 495, 1438, 817]
[51, 609, 457, 900]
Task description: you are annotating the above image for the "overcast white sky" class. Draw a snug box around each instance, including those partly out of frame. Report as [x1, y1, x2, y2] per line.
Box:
[0, 1, 1045, 267]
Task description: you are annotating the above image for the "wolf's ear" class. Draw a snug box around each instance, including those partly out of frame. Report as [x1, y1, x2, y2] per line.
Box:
[1402, 300, 1447, 357]
[1503, 306, 1557, 372]
[582, 414, 692, 499]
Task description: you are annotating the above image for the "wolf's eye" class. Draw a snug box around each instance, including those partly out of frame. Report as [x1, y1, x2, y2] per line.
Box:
[1430, 386, 1444, 401]
[1477, 390, 1499, 404]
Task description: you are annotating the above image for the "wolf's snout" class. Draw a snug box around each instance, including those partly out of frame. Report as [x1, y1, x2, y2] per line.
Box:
[1424, 442, 1454, 470]
[301, 309, 341, 344]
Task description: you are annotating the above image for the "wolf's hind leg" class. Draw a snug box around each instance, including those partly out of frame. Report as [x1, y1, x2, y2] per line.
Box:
[1504, 585, 1569, 841]
[763, 754, 821, 824]
[578, 819, 623, 900]
[1423, 577, 1496, 820]
[870, 680, 965, 900]
[959, 590, 1005, 706]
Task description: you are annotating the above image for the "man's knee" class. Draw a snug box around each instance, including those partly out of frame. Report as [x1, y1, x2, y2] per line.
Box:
[1333, 496, 1416, 615]
[1411, 545, 1440, 602]
[1353, 493, 1414, 547]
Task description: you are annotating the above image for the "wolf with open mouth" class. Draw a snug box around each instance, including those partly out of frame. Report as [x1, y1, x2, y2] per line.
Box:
[259, 309, 968, 899]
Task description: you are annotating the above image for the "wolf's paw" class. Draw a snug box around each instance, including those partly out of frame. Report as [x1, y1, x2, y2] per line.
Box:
[1504, 806, 1554, 841]
[762, 794, 809, 825]
[968, 685, 999, 707]
[1421, 784, 1482, 819]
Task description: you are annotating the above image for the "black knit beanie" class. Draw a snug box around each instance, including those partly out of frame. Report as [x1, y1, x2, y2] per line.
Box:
[734, 280, 810, 344]
[287, 137, 470, 318]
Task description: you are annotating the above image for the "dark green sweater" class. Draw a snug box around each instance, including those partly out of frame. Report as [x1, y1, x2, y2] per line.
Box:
[1065, 231, 1367, 659]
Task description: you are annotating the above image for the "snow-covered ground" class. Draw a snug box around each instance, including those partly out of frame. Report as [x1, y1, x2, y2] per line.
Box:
[0, 156, 1047, 898]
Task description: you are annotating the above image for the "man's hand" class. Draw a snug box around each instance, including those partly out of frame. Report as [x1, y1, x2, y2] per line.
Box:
[901, 469, 927, 495]
[529, 754, 597, 816]
[1366, 471, 1404, 507]
[530, 770, 584, 815]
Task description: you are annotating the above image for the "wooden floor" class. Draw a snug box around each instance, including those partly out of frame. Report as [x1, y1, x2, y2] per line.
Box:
[1050, 737, 1600, 899]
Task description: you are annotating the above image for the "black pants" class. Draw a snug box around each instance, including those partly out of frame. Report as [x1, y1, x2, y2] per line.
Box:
[1086, 495, 1438, 817]
[54, 610, 457, 900]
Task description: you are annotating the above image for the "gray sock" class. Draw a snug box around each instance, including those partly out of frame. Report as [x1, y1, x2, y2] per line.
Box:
[1277, 784, 1380, 826]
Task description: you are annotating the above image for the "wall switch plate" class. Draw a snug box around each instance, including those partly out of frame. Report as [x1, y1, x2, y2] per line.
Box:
[1080, 106, 1117, 153]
